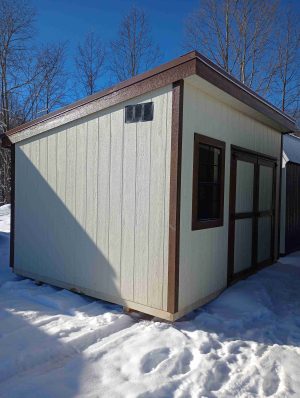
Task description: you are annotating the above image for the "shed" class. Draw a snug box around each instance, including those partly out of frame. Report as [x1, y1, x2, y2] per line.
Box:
[280, 134, 300, 255]
[4, 51, 296, 320]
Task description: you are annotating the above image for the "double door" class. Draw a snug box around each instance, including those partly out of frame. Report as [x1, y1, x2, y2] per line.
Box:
[228, 147, 276, 283]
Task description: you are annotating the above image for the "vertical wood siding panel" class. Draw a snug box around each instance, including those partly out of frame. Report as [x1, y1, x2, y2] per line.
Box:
[74, 122, 87, 286]
[147, 92, 168, 309]
[53, 130, 67, 281]
[65, 127, 77, 284]
[14, 145, 26, 267]
[75, 123, 87, 228]
[15, 144, 37, 273]
[162, 90, 172, 311]
[109, 108, 124, 296]
[121, 120, 136, 300]
[56, 130, 67, 202]
[46, 132, 62, 279]
[47, 133, 57, 192]
[65, 127, 76, 214]
[86, 118, 98, 243]
[28, 140, 40, 273]
[36, 137, 48, 278]
[96, 114, 111, 294]
[134, 112, 151, 305]
[39, 135, 48, 181]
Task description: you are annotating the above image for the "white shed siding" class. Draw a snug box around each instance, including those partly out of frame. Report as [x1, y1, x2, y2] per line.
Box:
[179, 81, 281, 311]
[14, 86, 172, 312]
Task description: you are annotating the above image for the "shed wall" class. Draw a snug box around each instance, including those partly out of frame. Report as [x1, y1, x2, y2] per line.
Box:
[179, 81, 282, 311]
[14, 86, 172, 312]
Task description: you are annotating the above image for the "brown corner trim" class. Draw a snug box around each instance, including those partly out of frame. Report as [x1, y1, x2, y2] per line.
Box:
[10, 144, 15, 268]
[167, 80, 184, 314]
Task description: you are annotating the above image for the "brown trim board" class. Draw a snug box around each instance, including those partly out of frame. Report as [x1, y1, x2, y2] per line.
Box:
[278, 133, 283, 259]
[167, 80, 184, 314]
[10, 144, 15, 268]
[6, 51, 295, 143]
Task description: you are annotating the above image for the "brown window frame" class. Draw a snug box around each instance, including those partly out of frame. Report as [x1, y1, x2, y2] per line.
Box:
[192, 133, 226, 230]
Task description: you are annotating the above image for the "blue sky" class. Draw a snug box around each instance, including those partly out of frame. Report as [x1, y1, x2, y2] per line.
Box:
[30, 0, 300, 100]
[31, 0, 198, 63]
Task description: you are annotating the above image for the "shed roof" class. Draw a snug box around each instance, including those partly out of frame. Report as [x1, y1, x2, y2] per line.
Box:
[283, 134, 300, 164]
[4, 51, 297, 144]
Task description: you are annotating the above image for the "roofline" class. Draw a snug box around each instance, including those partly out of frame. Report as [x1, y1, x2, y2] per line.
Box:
[6, 51, 296, 141]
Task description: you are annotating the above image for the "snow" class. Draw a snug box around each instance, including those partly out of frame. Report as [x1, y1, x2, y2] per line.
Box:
[1, 206, 300, 397]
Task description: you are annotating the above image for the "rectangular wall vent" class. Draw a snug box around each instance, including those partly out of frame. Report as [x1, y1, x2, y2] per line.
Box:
[125, 102, 154, 123]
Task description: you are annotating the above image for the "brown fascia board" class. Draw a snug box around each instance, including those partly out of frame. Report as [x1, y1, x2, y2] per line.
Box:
[5, 50, 296, 142]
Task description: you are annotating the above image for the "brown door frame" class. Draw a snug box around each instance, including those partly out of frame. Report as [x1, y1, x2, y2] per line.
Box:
[228, 145, 277, 284]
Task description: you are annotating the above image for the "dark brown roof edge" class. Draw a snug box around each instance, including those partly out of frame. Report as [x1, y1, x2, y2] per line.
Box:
[6, 50, 296, 138]
[6, 51, 197, 137]
[194, 51, 295, 131]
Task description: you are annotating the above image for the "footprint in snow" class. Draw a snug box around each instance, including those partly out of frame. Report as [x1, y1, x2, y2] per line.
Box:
[204, 360, 230, 392]
[140, 348, 171, 374]
[168, 348, 193, 377]
[262, 362, 281, 397]
[200, 340, 221, 354]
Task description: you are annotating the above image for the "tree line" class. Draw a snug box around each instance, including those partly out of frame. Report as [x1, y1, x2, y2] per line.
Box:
[0, 0, 299, 204]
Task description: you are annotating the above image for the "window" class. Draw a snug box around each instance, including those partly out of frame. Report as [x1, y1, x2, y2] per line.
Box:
[192, 133, 225, 230]
[125, 102, 154, 123]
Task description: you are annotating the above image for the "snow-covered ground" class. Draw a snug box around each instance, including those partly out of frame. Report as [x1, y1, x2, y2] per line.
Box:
[1, 206, 300, 397]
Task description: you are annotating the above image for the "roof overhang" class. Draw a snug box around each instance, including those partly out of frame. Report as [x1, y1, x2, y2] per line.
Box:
[5, 51, 297, 144]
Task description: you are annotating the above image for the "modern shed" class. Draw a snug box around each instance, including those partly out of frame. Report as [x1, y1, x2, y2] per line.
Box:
[280, 134, 300, 255]
[4, 51, 296, 320]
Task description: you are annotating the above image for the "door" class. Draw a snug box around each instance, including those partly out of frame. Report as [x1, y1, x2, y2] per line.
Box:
[228, 147, 276, 283]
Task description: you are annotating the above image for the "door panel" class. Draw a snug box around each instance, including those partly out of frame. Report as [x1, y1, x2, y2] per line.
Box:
[257, 160, 275, 265]
[259, 165, 273, 212]
[228, 148, 276, 283]
[235, 160, 254, 213]
[257, 216, 272, 263]
[234, 218, 253, 273]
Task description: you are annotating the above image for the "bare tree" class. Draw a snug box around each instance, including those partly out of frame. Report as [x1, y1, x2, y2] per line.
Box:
[0, 0, 68, 205]
[0, 0, 35, 132]
[110, 6, 161, 82]
[184, 0, 237, 74]
[272, 9, 300, 115]
[184, 0, 278, 93]
[23, 42, 68, 120]
[0, 0, 35, 205]
[75, 32, 105, 96]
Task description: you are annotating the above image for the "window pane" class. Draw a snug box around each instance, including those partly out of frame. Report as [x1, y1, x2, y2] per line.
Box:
[197, 184, 220, 220]
[212, 147, 221, 166]
[199, 144, 210, 163]
[198, 164, 219, 183]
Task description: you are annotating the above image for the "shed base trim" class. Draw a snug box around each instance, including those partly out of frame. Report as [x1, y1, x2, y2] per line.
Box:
[14, 268, 225, 321]
[14, 268, 174, 321]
